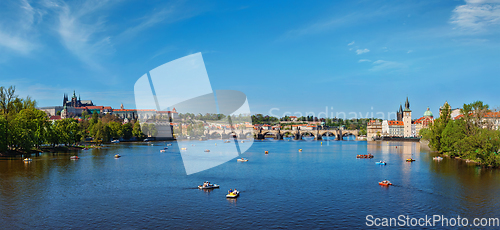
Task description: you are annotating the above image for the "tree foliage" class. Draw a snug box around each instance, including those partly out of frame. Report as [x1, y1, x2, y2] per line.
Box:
[421, 101, 500, 166]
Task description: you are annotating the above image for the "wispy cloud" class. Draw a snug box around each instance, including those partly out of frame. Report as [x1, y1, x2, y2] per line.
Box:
[450, 0, 500, 33]
[358, 59, 371, 63]
[118, 2, 207, 41]
[50, 0, 116, 69]
[348, 41, 355, 46]
[0, 0, 40, 54]
[407, 50, 413, 53]
[356, 48, 370, 55]
[370, 60, 407, 71]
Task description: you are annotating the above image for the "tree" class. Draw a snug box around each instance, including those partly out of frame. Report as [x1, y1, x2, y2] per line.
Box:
[108, 121, 122, 139]
[121, 123, 133, 140]
[132, 122, 144, 138]
[0, 115, 7, 152]
[11, 109, 48, 151]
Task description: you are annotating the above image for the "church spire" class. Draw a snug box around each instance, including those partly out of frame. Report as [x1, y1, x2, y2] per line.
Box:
[404, 97, 410, 110]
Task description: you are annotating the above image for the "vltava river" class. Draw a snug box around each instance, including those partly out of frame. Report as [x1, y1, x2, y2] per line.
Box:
[1, 140, 500, 228]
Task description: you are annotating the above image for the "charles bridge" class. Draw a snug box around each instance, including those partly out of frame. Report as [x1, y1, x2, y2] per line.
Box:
[204, 128, 359, 140]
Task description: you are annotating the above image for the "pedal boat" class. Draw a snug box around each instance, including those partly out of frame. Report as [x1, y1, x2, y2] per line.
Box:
[198, 182, 219, 189]
[226, 190, 240, 198]
[379, 180, 392, 186]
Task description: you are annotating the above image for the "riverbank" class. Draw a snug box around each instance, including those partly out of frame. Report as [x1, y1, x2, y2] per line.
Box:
[0, 145, 103, 157]
[420, 139, 488, 167]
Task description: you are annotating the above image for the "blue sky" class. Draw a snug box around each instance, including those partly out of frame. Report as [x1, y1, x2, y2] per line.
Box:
[1, 0, 499, 119]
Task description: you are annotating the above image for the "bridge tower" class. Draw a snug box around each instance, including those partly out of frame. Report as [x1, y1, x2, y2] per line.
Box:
[403, 97, 412, 137]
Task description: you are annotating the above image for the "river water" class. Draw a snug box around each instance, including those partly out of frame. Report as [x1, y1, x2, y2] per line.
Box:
[1, 140, 500, 229]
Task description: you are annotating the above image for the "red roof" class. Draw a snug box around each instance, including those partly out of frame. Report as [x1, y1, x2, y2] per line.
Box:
[112, 109, 156, 112]
[388, 121, 404, 126]
[49, 116, 61, 120]
[85, 106, 104, 110]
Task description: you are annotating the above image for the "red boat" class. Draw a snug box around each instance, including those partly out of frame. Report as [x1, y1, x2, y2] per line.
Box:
[379, 180, 392, 186]
[356, 154, 374, 159]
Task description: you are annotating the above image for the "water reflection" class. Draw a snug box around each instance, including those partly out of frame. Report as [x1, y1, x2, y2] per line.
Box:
[1, 141, 500, 228]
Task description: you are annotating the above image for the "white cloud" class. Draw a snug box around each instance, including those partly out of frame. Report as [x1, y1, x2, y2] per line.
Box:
[450, 0, 500, 32]
[117, 2, 206, 42]
[356, 48, 370, 55]
[370, 60, 407, 71]
[348, 41, 355, 46]
[53, 1, 115, 69]
[407, 50, 413, 53]
[358, 59, 371, 63]
[0, 0, 40, 54]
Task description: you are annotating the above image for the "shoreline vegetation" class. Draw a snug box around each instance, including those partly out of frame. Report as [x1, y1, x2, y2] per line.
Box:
[0, 86, 148, 157]
[420, 101, 500, 167]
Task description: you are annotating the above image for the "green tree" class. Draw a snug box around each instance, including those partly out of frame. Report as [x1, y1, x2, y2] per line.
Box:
[132, 122, 144, 139]
[121, 122, 133, 140]
[108, 121, 123, 139]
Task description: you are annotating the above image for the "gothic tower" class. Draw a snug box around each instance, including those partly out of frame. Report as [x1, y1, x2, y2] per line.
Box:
[403, 97, 412, 137]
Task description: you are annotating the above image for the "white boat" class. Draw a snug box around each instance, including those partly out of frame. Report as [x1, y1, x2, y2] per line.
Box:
[237, 158, 248, 162]
[198, 181, 219, 189]
[160, 149, 166, 153]
[167, 144, 172, 146]
[226, 190, 239, 198]
[111, 140, 120, 143]
[23, 158, 32, 162]
[433, 156, 443, 160]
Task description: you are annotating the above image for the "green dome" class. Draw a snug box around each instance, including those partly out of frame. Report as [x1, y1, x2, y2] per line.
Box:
[423, 107, 433, 117]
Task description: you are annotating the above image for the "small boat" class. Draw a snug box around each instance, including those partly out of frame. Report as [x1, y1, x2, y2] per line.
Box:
[379, 180, 392, 186]
[70, 156, 79, 159]
[226, 189, 240, 198]
[406, 158, 415, 162]
[376, 161, 386, 165]
[83, 148, 89, 150]
[115, 154, 121, 158]
[237, 158, 248, 162]
[433, 156, 443, 160]
[298, 149, 302, 152]
[198, 181, 219, 189]
[181, 147, 187, 150]
[356, 154, 374, 159]
[204, 149, 210, 152]
[160, 149, 166, 153]
[167, 144, 172, 146]
[111, 140, 120, 143]
[224, 140, 231, 143]
[23, 158, 32, 162]
[264, 151, 268, 154]
[241, 141, 245, 143]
